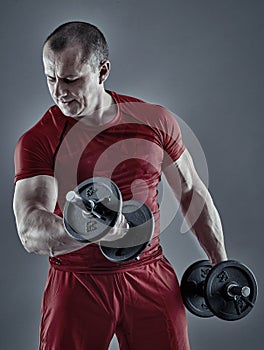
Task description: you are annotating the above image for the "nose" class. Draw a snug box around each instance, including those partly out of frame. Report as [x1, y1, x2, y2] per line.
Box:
[53, 79, 68, 99]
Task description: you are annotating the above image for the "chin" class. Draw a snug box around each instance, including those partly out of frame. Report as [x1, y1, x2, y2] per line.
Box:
[56, 100, 80, 116]
[59, 106, 80, 118]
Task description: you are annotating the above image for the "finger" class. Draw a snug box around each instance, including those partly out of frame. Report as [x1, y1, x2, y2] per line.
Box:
[120, 214, 129, 230]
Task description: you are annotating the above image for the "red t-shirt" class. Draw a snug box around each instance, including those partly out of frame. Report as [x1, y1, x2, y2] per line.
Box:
[14, 91, 185, 270]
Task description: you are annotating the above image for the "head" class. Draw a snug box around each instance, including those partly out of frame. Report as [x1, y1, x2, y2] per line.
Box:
[42, 21, 111, 118]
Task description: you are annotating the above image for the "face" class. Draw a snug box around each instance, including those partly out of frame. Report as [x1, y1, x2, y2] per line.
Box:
[42, 43, 109, 118]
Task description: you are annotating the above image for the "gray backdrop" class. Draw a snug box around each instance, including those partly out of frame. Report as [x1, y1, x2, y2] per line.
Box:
[1, 0, 263, 349]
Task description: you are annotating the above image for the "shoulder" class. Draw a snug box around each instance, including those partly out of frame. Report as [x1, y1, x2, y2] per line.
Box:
[14, 106, 66, 182]
[16, 106, 66, 147]
[113, 90, 179, 128]
[111, 90, 169, 124]
[30, 105, 66, 134]
[110, 90, 145, 104]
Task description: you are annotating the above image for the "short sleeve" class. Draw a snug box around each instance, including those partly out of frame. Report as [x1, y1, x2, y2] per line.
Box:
[158, 107, 185, 168]
[14, 131, 54, 184]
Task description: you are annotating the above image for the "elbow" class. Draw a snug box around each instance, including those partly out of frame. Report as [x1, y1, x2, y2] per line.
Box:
[17, 227, 33, 253]
[23, 241, 37, 254]
[180, 187, 196, 210]
[14, 207, 46, 255]
[17, 225, 41, 254]
[180, 186, 211, 226]
[181, 182, 212, 208]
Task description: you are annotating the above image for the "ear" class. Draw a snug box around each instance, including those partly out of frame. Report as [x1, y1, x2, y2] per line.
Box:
[99, 60, 111, 84]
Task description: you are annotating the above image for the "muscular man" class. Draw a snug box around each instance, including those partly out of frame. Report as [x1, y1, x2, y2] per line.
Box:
[13, 22, 227, 350]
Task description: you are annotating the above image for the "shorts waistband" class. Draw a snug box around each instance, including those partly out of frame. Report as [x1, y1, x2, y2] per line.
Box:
[49, 238, 163, 274]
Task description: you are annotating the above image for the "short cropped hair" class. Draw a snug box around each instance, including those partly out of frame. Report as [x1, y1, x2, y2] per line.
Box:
[44, 21, 109, 70]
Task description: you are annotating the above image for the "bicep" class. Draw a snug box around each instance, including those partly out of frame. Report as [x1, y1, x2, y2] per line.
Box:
[163, 148, 206, 199]
[13, 175, 58, 221]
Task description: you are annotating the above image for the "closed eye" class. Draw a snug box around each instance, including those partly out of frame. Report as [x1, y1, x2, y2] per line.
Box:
[63, 78, 78, 84]
[47, 76, 56, 83]
[46, 76, 78, 84]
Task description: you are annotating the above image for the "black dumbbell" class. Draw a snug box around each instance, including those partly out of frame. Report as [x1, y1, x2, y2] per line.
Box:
[180, 260, 258, 321]
[63, 177, 154, 263]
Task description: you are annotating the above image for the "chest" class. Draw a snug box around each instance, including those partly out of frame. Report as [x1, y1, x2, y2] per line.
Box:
[54, 123, 164, 202]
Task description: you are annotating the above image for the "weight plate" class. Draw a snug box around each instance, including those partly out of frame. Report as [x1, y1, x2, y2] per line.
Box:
[63, 177, 122, 242]
[100, 200, 154, 263]
[205, 260, 258, 321]
[180, 260, 214, 318]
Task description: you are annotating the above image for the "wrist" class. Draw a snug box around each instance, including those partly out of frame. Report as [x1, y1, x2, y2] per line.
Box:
[210, 249, 228, 266]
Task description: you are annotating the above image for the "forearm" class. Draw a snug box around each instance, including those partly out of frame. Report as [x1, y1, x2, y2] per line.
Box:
[18, 207, 87, 256]
[181, 185, 227, 264]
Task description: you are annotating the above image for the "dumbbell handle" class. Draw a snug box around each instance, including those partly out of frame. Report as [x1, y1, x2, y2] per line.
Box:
[188, 280, 251, 299]
[226, 283, 251, 298]
[66, 191, 103, 219]
[66, 191, 127, 227]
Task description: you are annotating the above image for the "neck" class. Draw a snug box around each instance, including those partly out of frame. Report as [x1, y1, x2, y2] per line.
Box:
[77, 90, 117, 126]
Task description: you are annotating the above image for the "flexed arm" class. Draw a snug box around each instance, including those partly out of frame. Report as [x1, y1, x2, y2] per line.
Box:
[13, 175, 128, 256]
[13, 175, 87, 256]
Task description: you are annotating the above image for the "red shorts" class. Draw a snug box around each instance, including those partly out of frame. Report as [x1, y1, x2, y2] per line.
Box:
[39, 245, 190, 350]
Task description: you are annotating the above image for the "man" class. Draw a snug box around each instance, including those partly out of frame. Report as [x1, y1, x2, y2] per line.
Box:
[13, 22, 227, 350]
